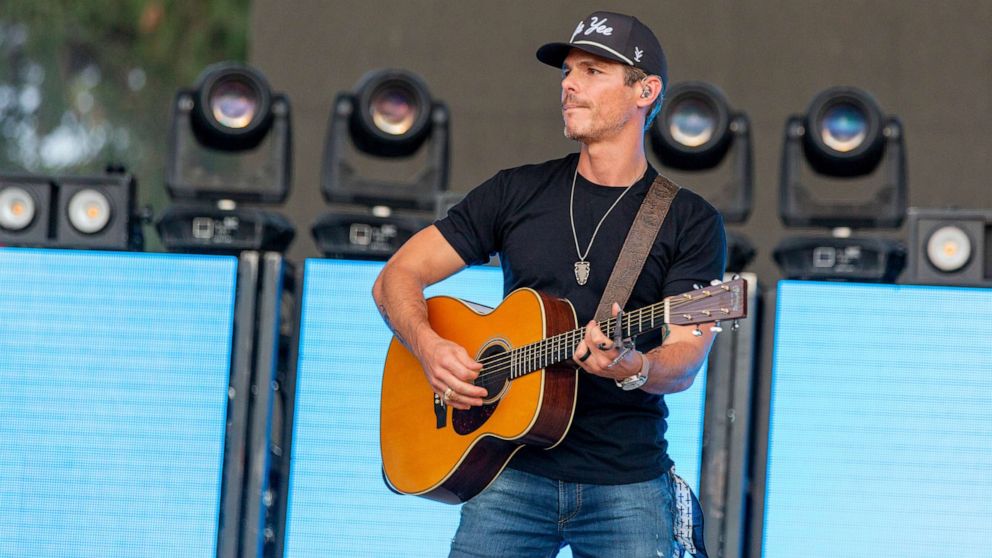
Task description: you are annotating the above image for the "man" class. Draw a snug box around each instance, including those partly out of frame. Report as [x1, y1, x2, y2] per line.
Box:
[372, 11, 725, 558]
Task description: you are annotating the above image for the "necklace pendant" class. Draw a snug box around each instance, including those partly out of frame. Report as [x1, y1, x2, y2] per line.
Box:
[574, 261, 591, 285]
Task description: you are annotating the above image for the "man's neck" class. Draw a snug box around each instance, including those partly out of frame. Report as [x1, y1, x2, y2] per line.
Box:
[576, 132, 648, 187]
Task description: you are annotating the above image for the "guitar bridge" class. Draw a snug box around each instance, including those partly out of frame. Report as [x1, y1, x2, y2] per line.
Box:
[434, 393, 447, 429]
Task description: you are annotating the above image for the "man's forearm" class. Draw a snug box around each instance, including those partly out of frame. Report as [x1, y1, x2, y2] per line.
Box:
[639, 338, 712, 395]
[372, 266, 440, 358]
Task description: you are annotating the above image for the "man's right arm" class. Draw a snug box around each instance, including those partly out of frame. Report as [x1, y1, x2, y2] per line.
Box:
[371, 225, 488, 409]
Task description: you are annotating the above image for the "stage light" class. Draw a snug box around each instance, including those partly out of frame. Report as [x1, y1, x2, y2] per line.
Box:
[157, 61, 295, 254]
[648, 81, 754, 272]
[320, 69, 448, 210]
[650, 82, 738, 173]
[801, 87, 884, 178]
[780, 86, 906, 229]
[348, 70, 435, 158]
[0, 186, 36, 231]
[313, 68, 450, 259]
[925, 225, 971, 272]
[0, 171, 143, 251]
[905, 208, 992, 287]
[774, 86, 907, 282]
[0, 176, 51, 245]
[67, 189, 112, 234]
[190, 63, 274, 152]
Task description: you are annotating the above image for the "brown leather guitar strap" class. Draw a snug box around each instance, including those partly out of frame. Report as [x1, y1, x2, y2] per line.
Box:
[594, 174, 680, 321]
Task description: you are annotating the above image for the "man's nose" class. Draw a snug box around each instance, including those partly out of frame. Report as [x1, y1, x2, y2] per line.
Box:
[561, 71, 579, 94]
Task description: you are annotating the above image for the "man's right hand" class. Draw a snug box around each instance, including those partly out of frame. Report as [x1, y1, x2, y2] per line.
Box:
[416, 335, 487, 410]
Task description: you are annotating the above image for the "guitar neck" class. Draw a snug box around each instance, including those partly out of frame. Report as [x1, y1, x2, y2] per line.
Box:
[499, 302, 667, 380]
[494, 279, 746, 381]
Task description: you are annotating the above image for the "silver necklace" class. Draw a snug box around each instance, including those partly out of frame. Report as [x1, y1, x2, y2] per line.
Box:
[568, 165, 642, 286]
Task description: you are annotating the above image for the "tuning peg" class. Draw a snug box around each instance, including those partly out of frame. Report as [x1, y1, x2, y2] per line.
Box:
[692, 283, 701, 290]
[693, 325, 702, 337]
[710, 279, 722, 286]
[731, 320, 740, 331]
[710, 321, 723, 333]
[732, 274, 741, 281]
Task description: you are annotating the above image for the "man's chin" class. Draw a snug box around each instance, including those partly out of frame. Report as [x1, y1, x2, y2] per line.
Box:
[563, 125, 589, 142]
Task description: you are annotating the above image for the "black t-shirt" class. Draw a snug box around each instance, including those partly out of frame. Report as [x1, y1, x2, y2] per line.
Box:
[435, 152, 726, 484]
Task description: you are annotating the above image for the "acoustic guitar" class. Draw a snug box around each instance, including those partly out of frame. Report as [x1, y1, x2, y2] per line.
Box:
[379, 278, 747, 504]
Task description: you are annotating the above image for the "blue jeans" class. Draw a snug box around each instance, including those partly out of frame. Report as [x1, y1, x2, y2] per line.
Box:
[449, 468, 677, 558]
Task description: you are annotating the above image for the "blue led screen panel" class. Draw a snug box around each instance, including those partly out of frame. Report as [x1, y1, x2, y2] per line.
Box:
[763, 281, 992, 557]
[0, 248, 237, 558]
[285, 259, 707, 557]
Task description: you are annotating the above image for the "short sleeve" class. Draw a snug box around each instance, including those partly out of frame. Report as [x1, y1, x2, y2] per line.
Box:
[662, 209, 727, 299]
[434, 172, 505, 266]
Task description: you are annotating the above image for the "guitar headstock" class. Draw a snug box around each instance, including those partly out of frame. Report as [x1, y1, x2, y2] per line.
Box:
[667, 277, 747, 327]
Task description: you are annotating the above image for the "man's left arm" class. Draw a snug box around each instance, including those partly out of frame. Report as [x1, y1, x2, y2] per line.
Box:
[575, 201, 725, 393]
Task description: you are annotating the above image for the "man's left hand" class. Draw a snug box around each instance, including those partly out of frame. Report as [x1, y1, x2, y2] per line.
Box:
[572, 302, 644, 381]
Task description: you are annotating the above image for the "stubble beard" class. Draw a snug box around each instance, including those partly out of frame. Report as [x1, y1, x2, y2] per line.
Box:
[562, 106, 629, 143]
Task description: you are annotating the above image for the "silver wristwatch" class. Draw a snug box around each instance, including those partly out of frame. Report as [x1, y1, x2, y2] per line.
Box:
[615, 351, 650, 391]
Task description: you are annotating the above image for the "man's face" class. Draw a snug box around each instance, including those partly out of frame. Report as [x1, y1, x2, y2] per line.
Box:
[560, 49, 640, 143]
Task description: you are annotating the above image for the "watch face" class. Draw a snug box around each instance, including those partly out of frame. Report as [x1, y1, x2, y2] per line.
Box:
[617, 373, 648, 391]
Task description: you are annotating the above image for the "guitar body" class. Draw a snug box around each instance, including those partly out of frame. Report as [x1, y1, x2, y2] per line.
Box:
[380, 288, 579, 504]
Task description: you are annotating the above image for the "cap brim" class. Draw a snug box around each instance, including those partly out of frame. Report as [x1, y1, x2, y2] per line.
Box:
[536, 42, 631, 70]
[536, 42, 573, 69]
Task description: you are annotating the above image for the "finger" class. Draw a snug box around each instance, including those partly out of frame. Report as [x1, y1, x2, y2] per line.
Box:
[444, 389, 477, 410]
[439, 367, 488, 399]
[572, 340, 593, 367]
[584, 320, 611, 348]
[612, 302, 621, 316]
[444, 383, 486, 408]
[453, 346, 484, 372]
[437, 349, 484, 384]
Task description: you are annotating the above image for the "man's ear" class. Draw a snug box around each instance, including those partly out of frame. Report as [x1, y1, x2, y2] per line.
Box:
[637, 75, 663, 106]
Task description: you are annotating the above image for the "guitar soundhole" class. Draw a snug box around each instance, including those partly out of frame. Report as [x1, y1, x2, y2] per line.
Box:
[452, 343, 508, 436]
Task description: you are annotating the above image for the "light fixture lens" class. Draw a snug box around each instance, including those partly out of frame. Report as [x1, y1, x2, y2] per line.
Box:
[0, 187, 36, 230]
[820, 103, 867, 153]
[669, 98, 716, 148]
[926, 225, 971, 272]
[67, 189, 112, 234]
[210, 78, 258, 129]
[370, 85, 418, 135]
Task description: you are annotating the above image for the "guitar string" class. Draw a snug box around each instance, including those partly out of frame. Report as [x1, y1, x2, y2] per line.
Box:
[472, 292, 726, 371]
[468, 291, 735, 383]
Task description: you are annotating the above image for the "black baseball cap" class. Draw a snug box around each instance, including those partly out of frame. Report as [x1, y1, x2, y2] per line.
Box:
[536, 11, 668, 91]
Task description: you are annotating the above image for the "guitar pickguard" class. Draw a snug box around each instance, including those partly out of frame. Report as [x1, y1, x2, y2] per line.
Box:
[452, 403, 500, 435]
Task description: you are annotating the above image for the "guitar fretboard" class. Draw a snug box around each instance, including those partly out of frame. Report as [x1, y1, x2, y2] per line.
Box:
[476, 279, 743, 382]
[485, 299, 670, 381]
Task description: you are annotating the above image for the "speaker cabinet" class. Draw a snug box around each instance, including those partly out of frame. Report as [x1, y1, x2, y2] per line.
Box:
[906, 207, 992, 287]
